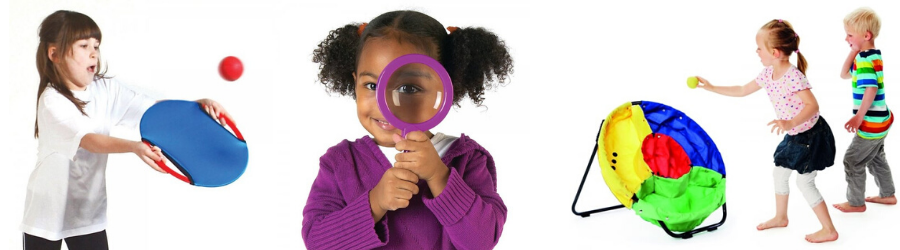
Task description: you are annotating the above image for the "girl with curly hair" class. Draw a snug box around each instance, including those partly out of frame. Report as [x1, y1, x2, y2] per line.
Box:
[302, 10, 514, 249]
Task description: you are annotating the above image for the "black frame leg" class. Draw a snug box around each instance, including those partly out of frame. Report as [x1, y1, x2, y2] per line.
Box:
[571, 120, 627, 217]
[657, 203, 728, 239]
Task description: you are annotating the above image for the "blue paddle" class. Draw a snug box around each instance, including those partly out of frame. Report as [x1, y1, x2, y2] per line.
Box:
[139, 100, 248, 187]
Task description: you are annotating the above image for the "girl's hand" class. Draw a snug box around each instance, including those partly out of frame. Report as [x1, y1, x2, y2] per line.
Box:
[768, 119, 795, 135]
[132, 142, 166, 173]
[392, 131, 450, 184]
[696, 76, 715, 91]
[197, 98, 231, 125]
[369, 167, 420, 213]
[845, 115, 864, 133]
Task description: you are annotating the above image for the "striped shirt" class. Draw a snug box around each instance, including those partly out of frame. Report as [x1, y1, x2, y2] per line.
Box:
[851, 49, 892, 139]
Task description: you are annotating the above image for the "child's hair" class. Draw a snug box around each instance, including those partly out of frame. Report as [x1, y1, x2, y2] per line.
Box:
[34, 10, 106, 138]
[312, 10, 513, 106]
[844, 7, 881, 39]
[761, 19, 807, 74]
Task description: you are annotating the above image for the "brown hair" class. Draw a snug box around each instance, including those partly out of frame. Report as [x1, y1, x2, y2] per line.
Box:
[760, 19, 807, 74]
[34, 10, 105, 137]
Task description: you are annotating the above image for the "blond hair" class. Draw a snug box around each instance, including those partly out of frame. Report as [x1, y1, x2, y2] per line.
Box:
[844, 7, 880, 39]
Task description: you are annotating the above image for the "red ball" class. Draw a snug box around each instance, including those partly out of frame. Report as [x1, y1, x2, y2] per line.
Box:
[219, 56, 243, 81]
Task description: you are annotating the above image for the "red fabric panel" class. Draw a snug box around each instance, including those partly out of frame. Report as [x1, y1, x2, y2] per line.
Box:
[642, 133, 692, 179]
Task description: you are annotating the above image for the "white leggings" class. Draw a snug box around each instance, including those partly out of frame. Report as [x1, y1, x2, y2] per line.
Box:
[773, 166, 824, 207]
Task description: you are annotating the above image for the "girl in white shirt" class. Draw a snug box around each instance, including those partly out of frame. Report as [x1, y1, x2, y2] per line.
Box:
[22, 10, 232, 250]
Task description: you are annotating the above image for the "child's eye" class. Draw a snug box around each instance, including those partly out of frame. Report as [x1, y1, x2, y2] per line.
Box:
[397, 85, 421, 94]
[364, 82, 376, 90]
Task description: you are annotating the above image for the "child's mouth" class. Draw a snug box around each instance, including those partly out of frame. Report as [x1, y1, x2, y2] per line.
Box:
[88, 65, 96, 73]
[373, 118, 396, 130]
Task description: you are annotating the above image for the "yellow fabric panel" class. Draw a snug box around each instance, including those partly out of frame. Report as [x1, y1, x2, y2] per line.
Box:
[598, 102, 653, 208]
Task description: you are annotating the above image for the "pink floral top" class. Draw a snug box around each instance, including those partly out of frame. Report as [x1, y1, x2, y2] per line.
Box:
[756, 65, 819, 135]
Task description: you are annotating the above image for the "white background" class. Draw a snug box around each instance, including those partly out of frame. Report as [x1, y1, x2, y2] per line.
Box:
[2, 0, 898, 249]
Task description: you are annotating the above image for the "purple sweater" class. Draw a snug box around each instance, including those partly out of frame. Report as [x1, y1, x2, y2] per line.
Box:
[302, 134, 507, 249]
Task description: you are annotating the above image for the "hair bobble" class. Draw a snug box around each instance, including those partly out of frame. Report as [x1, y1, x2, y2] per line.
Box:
[357, 23, 368, 36]
[778, 19, 783, 23]
[447, 26, 459, 34]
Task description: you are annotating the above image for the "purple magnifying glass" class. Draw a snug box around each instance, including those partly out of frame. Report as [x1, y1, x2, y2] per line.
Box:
[376, 54, 454, 139]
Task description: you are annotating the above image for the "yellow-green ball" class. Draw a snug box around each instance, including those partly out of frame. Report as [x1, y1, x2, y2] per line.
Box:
[687, 76, 699, 89]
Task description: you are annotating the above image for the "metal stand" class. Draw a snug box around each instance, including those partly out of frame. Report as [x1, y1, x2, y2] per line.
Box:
[571, 120, 626, 217]
[658, 203, 727, 239]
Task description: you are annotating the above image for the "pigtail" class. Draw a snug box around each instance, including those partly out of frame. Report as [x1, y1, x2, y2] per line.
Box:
[313, 23, 362, 97]
[796, 50, 808, 75]
[785, 21, 806, 75]
[442, 27, 513, 106]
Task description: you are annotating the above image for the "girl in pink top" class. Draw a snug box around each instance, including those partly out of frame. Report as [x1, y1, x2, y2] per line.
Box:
[693, 19, 839, 243]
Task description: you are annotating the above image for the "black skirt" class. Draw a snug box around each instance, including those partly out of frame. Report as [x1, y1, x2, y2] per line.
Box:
[773, 116, 837, 174]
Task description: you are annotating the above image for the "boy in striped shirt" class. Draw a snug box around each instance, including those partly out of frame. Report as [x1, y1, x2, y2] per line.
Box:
[834, 7, 896, 213]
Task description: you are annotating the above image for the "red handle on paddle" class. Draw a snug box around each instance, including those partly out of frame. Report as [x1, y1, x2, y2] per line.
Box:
[201, 104, 244, 141]
[143, 140, 190, 184]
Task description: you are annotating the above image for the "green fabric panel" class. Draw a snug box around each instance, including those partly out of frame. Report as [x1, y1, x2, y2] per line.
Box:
[632, 166, 726, 232]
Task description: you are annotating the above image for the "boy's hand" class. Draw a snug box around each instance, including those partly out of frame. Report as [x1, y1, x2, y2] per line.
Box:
[841, 49, 861, 79]
[845, 115, 864, 133]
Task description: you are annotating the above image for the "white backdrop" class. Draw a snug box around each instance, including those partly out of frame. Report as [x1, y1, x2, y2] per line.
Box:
[3, 0, 898, 249]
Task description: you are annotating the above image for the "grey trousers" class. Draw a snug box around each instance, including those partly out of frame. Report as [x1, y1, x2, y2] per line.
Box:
[843, 133, 895, 206]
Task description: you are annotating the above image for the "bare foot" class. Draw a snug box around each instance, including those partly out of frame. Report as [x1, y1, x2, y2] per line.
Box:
[805, 228, 838, 243]
[865, 195, 898, 205]
[832, 202, 866, 212]
[756, 217, 788, 230]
